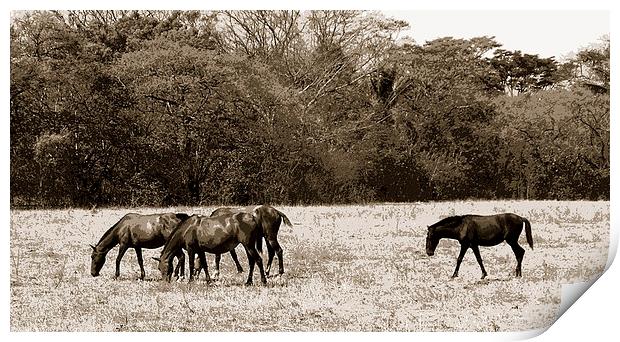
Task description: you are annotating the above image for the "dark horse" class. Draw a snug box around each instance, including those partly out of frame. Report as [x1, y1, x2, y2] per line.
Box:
[207, 205, 292, 277]
[90, 213, 188, 280]
[158, 212, 266, 285]
[426, 213, 533, 279]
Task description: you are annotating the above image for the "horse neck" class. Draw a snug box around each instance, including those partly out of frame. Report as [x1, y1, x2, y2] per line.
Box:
[95, 229, 119, 254]
[436, 224, 462, 241]
[161, 230, 183, 261]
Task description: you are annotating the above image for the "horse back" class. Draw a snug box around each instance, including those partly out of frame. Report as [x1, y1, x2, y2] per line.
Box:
[464, 213, 526, 245]
[117, 213, 185, 248]
[203, 212, 258, 243]
[463, 214, 519, 246]
[184, 213, 251, 253]
[210, 207, 238, 217]
[210, 205, 259, 217]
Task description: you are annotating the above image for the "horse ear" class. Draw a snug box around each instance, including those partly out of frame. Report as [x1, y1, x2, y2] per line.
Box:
[152, 257, 160, 262]
[89, 244, 96, 250]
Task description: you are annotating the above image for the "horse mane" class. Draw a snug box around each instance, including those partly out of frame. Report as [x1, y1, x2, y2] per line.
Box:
[96, 215, 128, 246]
[429, 215, 464, 229]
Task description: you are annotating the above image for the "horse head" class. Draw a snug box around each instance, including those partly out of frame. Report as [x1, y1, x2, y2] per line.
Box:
[89, 244, 106, 277]
[154, 255, 173, 282]
[425, 226, 439, 256]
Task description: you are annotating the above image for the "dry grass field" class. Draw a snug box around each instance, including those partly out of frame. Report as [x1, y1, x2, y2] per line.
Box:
[9, 201, 609, 332]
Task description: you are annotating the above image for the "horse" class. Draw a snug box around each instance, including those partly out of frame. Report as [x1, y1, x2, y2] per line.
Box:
[158, 212, 266, 285]
[90, 213, 189, 280]
[205, 205, 292, 277]
[425, 213, 533, 279]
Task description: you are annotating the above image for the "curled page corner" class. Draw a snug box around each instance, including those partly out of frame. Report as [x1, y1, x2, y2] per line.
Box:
[553, 217, 617, 324]
[507, 327, 549, 340]
[557, 278, 599, 319]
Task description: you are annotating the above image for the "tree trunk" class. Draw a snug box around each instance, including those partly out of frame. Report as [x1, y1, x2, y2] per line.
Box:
[188, 178, 201, 204]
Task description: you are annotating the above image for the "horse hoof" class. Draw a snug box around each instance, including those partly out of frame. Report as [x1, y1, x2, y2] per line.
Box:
[245, 282, 253, 286]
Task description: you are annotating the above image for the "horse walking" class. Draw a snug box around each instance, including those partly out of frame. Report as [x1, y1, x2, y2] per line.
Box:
[207, 205, 292, 277]
[90, 213, 189, 280]
[158, 212, 266, 285]
[425, 213, 533, 279]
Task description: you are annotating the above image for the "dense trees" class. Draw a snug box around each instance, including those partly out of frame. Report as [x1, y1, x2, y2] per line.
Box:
[10, 10, 610, 207]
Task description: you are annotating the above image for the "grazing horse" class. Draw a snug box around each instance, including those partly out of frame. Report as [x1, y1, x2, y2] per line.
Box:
[158, 212, 266, 285]
[90, 213, 188, 280]
[206, 205, 292, 277]
[426, 213, 533, 279]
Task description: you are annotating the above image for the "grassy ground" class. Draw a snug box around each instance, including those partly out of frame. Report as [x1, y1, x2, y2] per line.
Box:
[9, 201, 609, 331]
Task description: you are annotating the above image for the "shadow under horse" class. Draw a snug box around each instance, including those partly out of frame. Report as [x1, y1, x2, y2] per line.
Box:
[199, 205, 292, 278]
[90, 213, 188, 280]
[158, 212, 266, 285]
[426, 213, 533, 279]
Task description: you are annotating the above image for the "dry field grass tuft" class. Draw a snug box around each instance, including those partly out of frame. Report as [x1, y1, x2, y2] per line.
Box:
[10, 201, 609, 331]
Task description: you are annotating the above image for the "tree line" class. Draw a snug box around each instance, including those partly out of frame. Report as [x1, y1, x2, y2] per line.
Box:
[10, 10, 610, 208]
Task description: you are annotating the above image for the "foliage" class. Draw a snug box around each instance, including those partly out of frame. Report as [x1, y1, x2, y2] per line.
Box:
[10, 10, 610, 207]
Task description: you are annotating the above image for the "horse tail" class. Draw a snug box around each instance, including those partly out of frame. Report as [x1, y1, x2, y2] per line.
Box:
[275, 209, 292, 227]
[523, 218, 534, 250]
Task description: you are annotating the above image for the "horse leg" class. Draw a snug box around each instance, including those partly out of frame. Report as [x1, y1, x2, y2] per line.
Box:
[510, 242, 525, 277]
[243, 246, 256, 285]
[135, 247, 145, 280]
[213, 254, 221, 280]
[198, 252, 211, 282]
[470, 245, 488, 279]
[187, 248, 196, 282]
[269, 238, 284, 276]
[194, 256, 202, 279]
[115, 244, 129, 279]
[246, 245, 267, 285]
[265, 241, 275, 276]
[452, 243, 469, 278]
[173, 250, 185, 279]
[229, 249, 244, 273]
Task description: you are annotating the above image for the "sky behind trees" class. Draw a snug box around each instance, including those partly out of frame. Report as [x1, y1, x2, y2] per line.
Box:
[382, 10, 609, 59]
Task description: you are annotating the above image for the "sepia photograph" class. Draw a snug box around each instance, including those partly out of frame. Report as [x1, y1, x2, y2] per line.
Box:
[8, 6, 611, 333]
